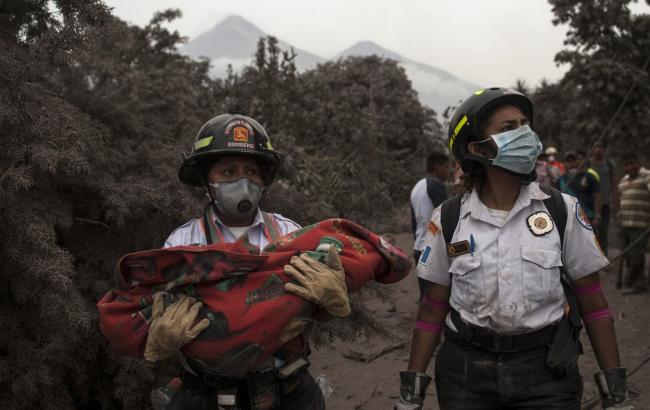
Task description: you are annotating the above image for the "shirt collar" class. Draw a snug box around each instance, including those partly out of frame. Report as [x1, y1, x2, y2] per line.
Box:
[461, 182, 550, 224]
[211, 207, 266, 231]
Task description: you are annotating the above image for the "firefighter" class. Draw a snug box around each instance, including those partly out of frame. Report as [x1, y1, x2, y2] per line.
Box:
[147, 113, 350, 410]
[395, 88, 632, 410]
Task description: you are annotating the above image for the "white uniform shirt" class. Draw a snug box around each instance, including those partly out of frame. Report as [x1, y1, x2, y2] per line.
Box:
[411, 178, 435, 251]
[163, 207, 301, 250]
[417, 182, 609, 334]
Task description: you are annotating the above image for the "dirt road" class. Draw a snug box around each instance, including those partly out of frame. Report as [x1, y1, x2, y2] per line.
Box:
[310, 233, 650, 409]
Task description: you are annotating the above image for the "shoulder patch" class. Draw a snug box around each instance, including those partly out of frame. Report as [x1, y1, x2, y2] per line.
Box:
[575, 202, 592, 230]
[427, 221, 440, 236]
[526, 211, 554, 236]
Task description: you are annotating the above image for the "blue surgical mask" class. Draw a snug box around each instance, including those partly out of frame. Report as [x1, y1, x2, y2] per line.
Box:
[475, 125, 543, 174]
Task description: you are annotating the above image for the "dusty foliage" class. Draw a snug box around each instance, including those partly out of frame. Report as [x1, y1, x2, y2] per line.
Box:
[533, 0, 650, 157]
[0, 1, 441, 408]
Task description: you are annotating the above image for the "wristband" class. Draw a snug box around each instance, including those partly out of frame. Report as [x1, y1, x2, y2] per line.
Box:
[575, 282, 603, 296]
[582, 308, 612, 325]
[421, 296, 451, 311]
[415, 320, 442, 334]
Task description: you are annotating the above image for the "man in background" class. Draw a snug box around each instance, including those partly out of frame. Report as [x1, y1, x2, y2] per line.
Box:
[585, 140, 618, 255]
[618, 151, 650, 294]
[559, 150, 602, 229]
[410, 151, 449, 300]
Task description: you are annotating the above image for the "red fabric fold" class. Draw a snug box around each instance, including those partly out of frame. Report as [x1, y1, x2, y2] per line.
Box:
[97, 218, 410, 376]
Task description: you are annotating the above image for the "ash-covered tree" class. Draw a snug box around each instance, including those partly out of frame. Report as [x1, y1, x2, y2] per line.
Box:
[0, 3, 443, 408]
[0, 2, 219, 408]
[533, 0, 650, 155]
[224, 38, 443, 228]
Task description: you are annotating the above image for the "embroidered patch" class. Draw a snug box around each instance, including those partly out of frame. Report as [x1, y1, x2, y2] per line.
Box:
[419, 246, 431, 265]
[526, 211, 554, 236]
[447, 240, 470, 257]
[576, 202, 593, 230]
[427, 221, 440, 236]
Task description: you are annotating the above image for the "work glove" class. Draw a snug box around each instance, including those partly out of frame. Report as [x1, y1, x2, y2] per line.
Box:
[594, 368, 635, 410]
[394, 371, 432, 410]
[144, 293, 211, 362]
[283, 246, 351, 318]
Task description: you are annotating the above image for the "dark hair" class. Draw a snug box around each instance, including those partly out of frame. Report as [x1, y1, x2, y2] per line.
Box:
[564, 150, 577, 161]
[621, 151, 638, 162]
[592, 139, 605, 148]
[426, 151, 449, 172]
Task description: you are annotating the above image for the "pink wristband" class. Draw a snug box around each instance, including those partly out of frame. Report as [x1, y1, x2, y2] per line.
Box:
[582, 308, 612, 325]
[415, 320, 442, 334]
[421, 296, 451, 311]
[575, 282, 603, 296]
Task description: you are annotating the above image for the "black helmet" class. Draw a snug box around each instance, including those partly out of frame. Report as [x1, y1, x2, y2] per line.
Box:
[448, 87, 533, 172]
[178, 113, 283, 186]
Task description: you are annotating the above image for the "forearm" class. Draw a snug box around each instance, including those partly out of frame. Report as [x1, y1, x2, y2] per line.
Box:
[408, 330, 442, 372]
[407, 282, 450, 372]
[574, 273, 621, 370]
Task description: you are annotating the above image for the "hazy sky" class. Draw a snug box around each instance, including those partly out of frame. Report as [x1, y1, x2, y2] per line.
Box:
[103, 0, 649, 87]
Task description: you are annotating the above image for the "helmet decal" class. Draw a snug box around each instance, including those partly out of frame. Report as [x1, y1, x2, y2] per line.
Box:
[449, 115, 468, 150]
[194, 135, 214, 151]
[233, 127, 250, 143]
[225, 120, 256, 137]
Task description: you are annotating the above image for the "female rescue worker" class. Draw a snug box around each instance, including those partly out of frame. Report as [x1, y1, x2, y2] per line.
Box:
[146, 113, 350, 409]
[395, 88, 631, 409]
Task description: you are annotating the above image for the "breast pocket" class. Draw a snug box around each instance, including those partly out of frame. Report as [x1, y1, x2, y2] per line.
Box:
[521, 245, 563, 303]
[449, 255, 485, 310]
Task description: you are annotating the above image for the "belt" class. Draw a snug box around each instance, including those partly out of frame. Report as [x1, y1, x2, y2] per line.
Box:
[446, 309, 556, 353]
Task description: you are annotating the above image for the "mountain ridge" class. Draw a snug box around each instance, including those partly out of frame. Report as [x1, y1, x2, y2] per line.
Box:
[181, 16, 479, 114]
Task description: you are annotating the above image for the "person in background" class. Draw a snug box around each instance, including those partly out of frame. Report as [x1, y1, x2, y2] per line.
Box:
[559, 151, 602, 230]
[410, 151, 449, 300]
[535, 151, 560, 190]
[585, 140, 618, 256]
[617, 151, 650, 294]
[545, 145, 566, 176]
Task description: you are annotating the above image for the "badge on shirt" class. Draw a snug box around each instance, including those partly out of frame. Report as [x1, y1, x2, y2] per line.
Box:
[526, 211, 554, 236]
[447, 240, 470, 257]
[427, 221, 440, 237]
[576, 202, 593, 230]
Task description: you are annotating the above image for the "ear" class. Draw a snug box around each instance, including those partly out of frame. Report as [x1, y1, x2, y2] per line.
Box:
[467, 141, 490, 158]
[467, 142, 481, 156]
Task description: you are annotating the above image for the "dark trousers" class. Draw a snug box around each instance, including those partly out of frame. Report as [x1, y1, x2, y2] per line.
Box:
[596, 205, 610, 256]
[166, 369, 325, 410]
[622, 227, 649, 289]
[435, 339, 583, 410]
[413, 250, 425, 301]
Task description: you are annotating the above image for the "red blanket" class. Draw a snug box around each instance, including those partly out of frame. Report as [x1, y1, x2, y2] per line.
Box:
[98, 219, 410, 377]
